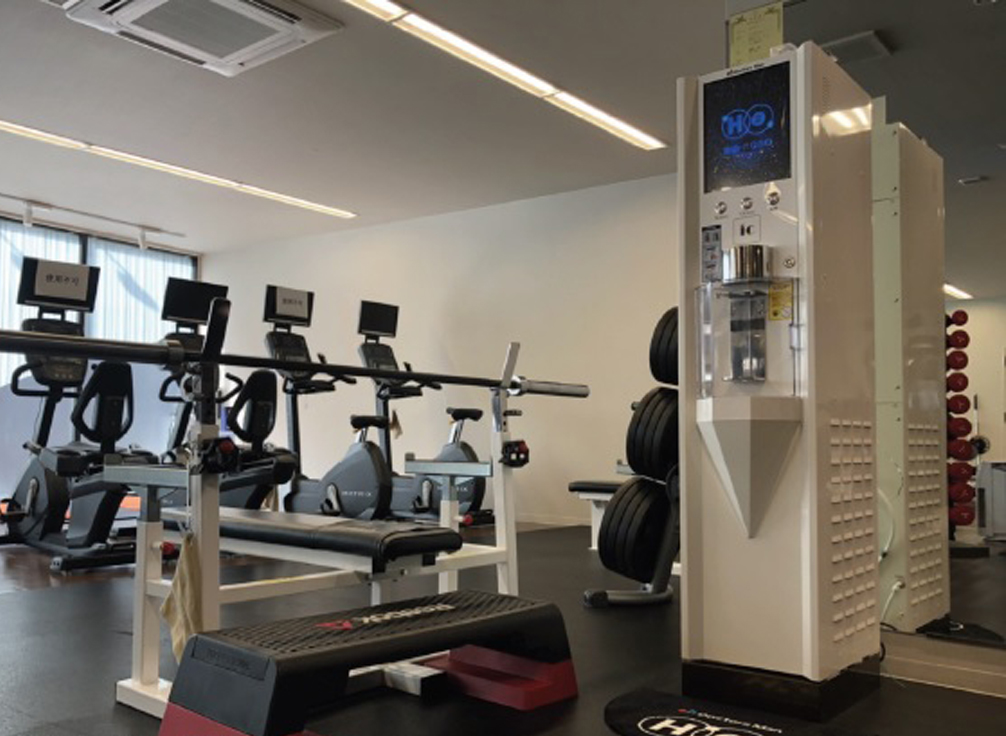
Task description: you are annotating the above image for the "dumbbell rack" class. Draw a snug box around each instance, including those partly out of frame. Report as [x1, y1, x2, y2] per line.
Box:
[946, 309, 986, 556]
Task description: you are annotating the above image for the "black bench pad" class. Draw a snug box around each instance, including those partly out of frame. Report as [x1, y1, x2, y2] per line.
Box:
[166, 590, 572, 736]
[569, 479, 622, 495]
[196, 508, 463, 563]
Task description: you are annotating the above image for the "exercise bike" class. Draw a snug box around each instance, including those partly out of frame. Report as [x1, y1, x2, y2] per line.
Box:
[357, 300, 489, 523]
[262, 285, 392, 519]
[158, 277, 297, 509]
[0, 258, 156, 572]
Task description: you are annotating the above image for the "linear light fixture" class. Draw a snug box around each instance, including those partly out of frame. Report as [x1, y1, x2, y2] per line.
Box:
[344, 1, 666, 150]
[396, 14, 558, 98]
[0, 119, 357, 219]
[943, 283, 974, 300]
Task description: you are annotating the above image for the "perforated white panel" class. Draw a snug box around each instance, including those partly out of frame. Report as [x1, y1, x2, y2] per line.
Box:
[828, 418, 878, 644]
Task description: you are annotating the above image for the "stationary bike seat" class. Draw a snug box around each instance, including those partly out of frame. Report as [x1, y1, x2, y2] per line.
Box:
[350, 415, 390, 431]
[447, 407, 483, 422]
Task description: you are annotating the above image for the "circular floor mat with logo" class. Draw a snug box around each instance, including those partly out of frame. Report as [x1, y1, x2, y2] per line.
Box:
[605, 689, 872, 736]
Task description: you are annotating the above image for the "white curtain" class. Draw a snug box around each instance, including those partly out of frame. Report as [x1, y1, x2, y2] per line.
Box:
[87, 237, 196, 343]
[87, 238, 196, 454]
[0, 220, 82, 492]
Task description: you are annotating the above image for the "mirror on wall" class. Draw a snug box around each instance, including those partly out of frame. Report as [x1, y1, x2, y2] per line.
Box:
[785, 0, 1006, 672]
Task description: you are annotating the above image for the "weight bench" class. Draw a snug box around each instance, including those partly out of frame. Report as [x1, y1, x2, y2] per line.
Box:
[160, 589, 578, 736]
[163, 507, 464, 573]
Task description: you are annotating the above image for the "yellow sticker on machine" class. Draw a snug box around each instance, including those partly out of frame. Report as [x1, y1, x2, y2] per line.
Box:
[768, 281, 793, 321]
[728, 2, 784, 67]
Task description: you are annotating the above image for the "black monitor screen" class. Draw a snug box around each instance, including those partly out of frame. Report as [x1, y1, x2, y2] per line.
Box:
[161, 278, 229, 324]
[703, 62, 791, 193]
[263, 285, 314, 327]
[358, 301, 398, 338]
[17, 257, 99, 312]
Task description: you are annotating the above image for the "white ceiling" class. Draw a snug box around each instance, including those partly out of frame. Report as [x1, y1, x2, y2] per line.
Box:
[0, 0, 721, 253]
[1, 1, 1003, 298]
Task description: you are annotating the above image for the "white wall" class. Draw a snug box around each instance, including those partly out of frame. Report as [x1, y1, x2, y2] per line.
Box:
[204, 174, 677, 525]
[946, 298, 1006, 462]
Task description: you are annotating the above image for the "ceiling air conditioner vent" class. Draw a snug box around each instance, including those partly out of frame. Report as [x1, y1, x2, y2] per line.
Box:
[63, 0, 342, 76]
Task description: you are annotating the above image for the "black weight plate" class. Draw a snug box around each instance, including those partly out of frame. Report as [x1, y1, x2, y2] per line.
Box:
[598, 478, 637, 572]
[601, 477, 645, 576]
[642, 390, 673, 479]
[605, 477, 641, 575]
[613, 478, 651, 578]
[625, 480, 670, 582]
[626, 390, 655, 474]
[648, 389, 680, 480]
[650, 307, 679, 385]
[635, 390, 667, 476]
[626, 389, 660, 475]
[619, 479, 658, 581]
[649, 309, 675, 382]
[657, 309, 678, 385]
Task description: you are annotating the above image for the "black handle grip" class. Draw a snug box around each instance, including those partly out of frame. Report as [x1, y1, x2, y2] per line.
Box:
[9, 363, 48, 398]
[159, 375, 185, 403]
[218, 373, 244, 403]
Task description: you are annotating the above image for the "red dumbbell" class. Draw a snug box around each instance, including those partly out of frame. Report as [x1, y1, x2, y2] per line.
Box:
[948, 461, 975, 481]
[948, 395, 971, 414]
[948, 417, 973, 438]
[947, 310, 969, 326]
[949, 482, 976, 504]
[949, 504, 976, 526]
[949, 438, 977, 461]
[947, 350, 969, 370]
[947, 330, 970, 349]
[947, 373, 970, 393]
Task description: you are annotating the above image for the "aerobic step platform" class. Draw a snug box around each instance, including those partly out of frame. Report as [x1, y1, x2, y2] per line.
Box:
[161, 589, 578, 736]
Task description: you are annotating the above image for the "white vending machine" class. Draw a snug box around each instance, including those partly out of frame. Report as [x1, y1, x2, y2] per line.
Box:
[872, 99, 951, 633]
[677, 42, 878, 717]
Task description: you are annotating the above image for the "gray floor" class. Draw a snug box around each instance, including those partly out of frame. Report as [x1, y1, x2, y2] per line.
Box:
[0, 527, 1005, 736]
[950, 541, 1006, 637]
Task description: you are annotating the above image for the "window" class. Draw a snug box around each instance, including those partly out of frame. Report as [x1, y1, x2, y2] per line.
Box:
[0, 219, 82, 384]
[0, 218, 198, 489]
[87, 236, 196, 343]
[85, 237, 197, 454]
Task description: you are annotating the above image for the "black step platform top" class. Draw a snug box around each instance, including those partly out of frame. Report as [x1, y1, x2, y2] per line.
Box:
[195, 589, 568, 662]
[169, 590, 573, 736]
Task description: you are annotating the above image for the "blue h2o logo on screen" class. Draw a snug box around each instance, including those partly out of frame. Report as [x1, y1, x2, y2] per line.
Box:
[722, 104, 774, 141]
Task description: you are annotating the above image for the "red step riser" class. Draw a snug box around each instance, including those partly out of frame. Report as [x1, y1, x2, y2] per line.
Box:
[159, 704, 321, 736]
[423, 646, 577, 711]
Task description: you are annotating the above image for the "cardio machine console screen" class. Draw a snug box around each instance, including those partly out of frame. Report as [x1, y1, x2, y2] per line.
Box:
[162, 278, 228, 324]
[358, 301, 398, 338]
[703, 62, 791, 193]
[264, 285, 314, 327]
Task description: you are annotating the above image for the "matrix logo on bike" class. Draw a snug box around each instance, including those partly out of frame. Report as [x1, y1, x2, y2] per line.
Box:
[316, 603, 456, 631]
[637, 709, 784, 736]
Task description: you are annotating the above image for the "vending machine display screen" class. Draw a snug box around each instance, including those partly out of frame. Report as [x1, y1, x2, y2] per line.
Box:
[703, 62, 791, 193]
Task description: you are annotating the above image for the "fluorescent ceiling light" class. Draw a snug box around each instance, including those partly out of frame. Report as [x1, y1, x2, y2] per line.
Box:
[545, 92, 667, 151]
[943, 283, 974, 300]
[0, 119, 87, 150]
[0, 119, 356, 219]
[342, 0, 409, 22]
[395, 14, 557, 98]
[342, 2, 666, 150]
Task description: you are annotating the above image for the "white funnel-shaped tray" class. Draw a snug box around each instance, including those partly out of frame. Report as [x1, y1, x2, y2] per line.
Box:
[697, 395, 803, 538]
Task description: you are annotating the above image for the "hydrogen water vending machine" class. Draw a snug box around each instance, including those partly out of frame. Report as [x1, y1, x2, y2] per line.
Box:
[677, 42, 878, 714]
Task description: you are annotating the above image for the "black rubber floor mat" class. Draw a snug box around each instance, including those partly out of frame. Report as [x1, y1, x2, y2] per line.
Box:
[605, 689, 872, 736]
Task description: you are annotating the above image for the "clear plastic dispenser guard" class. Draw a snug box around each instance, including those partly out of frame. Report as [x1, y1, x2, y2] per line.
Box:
[696, 243, 802, 538]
